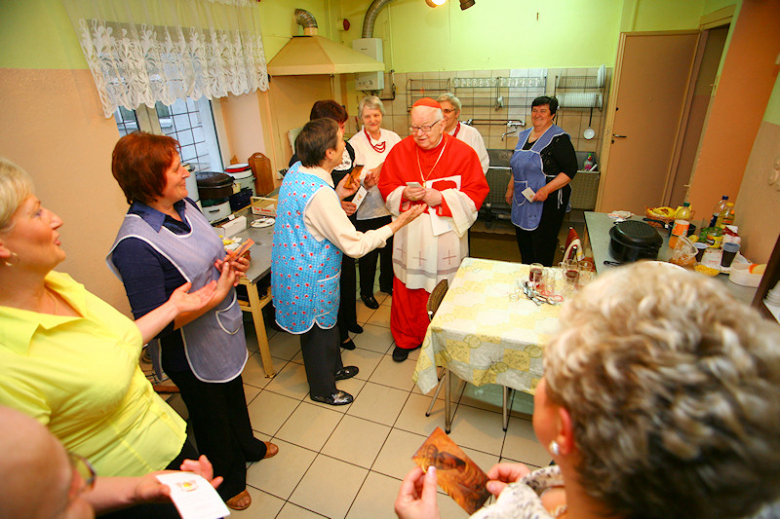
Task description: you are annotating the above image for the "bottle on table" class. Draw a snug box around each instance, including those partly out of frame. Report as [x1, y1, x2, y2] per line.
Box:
[709, 195, 729, 228]
[669, 202, 692, 249]
[721, 203, 735, 228]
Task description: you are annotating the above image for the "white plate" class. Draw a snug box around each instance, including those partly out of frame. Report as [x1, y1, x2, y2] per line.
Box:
[251, 217, 274, 229]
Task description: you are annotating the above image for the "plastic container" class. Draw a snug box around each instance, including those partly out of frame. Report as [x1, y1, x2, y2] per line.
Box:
[669, 219, 690, 249]
[709, 195, 729, 228]
[675, 202, 692, 221]
[669, 235, 697, 269]
[721, 203, 735, 228]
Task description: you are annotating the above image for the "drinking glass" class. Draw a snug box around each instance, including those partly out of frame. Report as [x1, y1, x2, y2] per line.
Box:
[578, 261, 595, 288]
[559, 260, 580, 295]
[529, 263, 543, 289]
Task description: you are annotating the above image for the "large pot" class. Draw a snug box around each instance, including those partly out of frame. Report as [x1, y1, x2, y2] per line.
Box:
[609, 220, 663, 263]
[196, 171, 235, 200]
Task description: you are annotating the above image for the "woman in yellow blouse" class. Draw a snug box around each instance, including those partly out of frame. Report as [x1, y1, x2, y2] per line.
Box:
[0, 158, 228, 518]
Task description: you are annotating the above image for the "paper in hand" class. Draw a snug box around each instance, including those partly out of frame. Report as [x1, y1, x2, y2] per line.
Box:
[521, 187, 536, 202]
[412, 427, 491, 514]
[155, 473, 231, 519]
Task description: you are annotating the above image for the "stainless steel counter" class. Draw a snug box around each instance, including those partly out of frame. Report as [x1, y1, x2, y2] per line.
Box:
[584, 211, 757, 305]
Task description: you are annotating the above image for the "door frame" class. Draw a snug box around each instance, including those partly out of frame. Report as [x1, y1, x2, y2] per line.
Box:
[595, 30, 701, 212]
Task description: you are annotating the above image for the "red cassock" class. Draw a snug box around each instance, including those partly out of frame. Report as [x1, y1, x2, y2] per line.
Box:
[379, 133, 489, 350]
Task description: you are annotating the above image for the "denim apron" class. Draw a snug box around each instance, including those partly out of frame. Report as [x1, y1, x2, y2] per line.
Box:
[107, 199, 248, 383]
[510, 124, 566, 231]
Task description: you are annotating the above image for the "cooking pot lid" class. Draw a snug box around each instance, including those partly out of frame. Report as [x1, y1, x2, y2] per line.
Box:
[610, 220, 663, 247]
[196, 171, 233, 187]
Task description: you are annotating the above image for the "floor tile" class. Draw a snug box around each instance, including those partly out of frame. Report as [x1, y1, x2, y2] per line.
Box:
[265, 360, 311, 400]
[356, 302, 377, 323]
[347, 382, 409, 426]
[289, 455, 369, 519]
[366, 304, 392, 328]
[437, 492, 471, 518]
[242, 352, 285, 389]
[276, 402, 344, 451]
[248, 390, 300, 437]
[369, 354, 417, 391]
[243, 384, 261, 405]
[227, 487, 285, 518]
[503, 416, 551, 466]
[353, 324, 394, 354]
[322, 415, 391, 468]
[246, 439, 317, 500]
[459, 382, 507, 413]
[372, 428, 427, 480]
[277, 502, 329, 518]
[269, 331, 303, 360]
[346, 471, 401, 519]
[394, 393, 450, 437]
[448, 404, 506, 456]
[340, 347, 385, 381]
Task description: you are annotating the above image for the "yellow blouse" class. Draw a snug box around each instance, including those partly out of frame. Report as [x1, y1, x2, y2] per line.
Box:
[0, 271, 186, 477]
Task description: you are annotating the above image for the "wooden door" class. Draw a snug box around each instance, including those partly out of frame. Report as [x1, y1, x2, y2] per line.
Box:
[597, 32, 700, 215]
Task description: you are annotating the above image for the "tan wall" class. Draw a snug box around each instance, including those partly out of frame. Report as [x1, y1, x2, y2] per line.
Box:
[0, 68, 130, 312]
[687, 0, 780, 215]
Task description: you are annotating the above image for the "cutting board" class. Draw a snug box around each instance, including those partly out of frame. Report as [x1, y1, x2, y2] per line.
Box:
[248, 152, 275, 196]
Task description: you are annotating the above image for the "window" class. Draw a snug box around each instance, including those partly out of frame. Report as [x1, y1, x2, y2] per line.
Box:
[113, 97, 223, 173]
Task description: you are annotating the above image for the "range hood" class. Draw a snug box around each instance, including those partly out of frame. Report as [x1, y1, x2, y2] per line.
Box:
[267, 10, 384, 76]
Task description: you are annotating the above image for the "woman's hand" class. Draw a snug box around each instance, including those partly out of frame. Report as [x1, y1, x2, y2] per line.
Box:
[179, 455, 223, 489]
[390, 203, 426, 233]
[364, 164, 383, 189]
[403, 185, 426, 202]
[168, 281, 217, 314]
[211, 259, 237, 303]
[131, 455, 223, 505]
[532, 185, 549, 202]
[341, 201, 357, 216]
[216, 254, 250, 287]
[485, 462, 531, 497]
[336, 173, 360, 200]
[422, 189, 443, 207]
[395, 466, 441, 519]
[505, 181, 514, 205]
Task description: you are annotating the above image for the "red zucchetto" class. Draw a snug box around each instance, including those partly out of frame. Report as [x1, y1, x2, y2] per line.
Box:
[412, 98, 442, 109]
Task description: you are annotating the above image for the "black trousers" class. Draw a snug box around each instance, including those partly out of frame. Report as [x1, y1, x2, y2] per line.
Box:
[165, 370, 264, 501]
[338, 254, 358, 342]
[355, 216, 394, 297]
[300, 324, 344, 398]
[99, 442, 199, 519]
[514, 188, 571, 267]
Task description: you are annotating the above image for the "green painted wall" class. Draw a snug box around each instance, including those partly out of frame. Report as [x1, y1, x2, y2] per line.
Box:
[764, 74, 780, 126]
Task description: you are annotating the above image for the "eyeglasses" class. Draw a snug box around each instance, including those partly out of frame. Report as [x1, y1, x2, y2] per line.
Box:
[68, 452, 97, 494]
[441, 108, 458, 114]
[409, 120, 442, 134]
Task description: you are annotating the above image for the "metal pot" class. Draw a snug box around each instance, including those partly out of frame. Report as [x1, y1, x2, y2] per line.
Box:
[609, 221, 663, 263]
[643, 218, 697, 237]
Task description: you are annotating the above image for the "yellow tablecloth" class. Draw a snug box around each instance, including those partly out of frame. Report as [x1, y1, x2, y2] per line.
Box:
[413, 258, 562, 395]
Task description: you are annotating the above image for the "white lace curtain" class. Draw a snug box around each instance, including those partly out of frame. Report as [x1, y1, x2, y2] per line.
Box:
[63, 0, 268, 118]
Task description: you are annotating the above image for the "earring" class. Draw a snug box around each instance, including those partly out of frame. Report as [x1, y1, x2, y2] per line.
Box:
[3, 251, 19, 267]
[548, 440, 560, 456]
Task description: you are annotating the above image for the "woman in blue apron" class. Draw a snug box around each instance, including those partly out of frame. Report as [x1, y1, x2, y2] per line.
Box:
[506, 96, 578, 266]
[108, 132, 277, 512]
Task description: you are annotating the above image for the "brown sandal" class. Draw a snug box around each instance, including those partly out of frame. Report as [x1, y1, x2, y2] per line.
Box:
[226, 489, 251, 511]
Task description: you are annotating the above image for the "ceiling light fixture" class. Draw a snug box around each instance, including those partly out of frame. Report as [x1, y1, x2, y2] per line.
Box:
[425, 0, 447, 7]
[459, 0, 475, 10]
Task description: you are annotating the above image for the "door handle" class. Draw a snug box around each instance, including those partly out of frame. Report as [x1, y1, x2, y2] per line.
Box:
[612, 134, 627, 138]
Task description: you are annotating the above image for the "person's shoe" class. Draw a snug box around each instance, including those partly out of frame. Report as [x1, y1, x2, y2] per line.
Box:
[311, 391, 354, 406]
[361, 295, 380, 309]
[341, 338, 356, 350]
[392, 346, 410, 362]
[152, 381, 180, 393]
[334, 366, 359, 381]
[348, 323, 364, 334]
[262, 442, 279, 459]
[226, 490, 252, 511]
[381, 287, 393, 296]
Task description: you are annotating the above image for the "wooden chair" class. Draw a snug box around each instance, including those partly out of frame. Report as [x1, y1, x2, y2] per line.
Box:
[425, 279, 449, 420]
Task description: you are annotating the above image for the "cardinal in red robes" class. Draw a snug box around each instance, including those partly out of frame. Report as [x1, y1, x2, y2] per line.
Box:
[378, 98, 489, 362]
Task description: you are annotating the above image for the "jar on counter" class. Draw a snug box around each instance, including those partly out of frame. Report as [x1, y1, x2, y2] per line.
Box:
[706, 227, 723, 249]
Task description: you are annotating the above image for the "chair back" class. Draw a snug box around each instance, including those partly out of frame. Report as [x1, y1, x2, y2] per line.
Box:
[426, 279, 449, 321]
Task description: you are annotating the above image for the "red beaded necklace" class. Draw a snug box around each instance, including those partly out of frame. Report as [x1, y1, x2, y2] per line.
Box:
[364, 128, 386, 154]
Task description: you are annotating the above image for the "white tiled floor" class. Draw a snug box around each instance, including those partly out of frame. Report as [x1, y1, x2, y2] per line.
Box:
[160, 291, 550, 518]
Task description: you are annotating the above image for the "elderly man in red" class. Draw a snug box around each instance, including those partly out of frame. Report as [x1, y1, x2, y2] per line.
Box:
[378, 98, 489, 362]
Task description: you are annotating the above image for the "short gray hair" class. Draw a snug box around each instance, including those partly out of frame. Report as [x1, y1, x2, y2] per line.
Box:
[358, 95, 385, 119]
[545, 262, 780, 519]
[0, 158, 34, 233]
[437, 92, 461, 111]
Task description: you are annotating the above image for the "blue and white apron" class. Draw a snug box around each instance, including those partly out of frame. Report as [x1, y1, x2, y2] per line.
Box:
[510, 124, 566, 231]
[107, 199, 248, 383]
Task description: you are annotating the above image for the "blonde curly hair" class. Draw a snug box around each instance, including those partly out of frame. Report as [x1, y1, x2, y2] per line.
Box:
[0, 158, 34, 234]
[544, 262, 780, 519]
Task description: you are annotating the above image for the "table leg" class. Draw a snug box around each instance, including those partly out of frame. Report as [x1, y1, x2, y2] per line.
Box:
[245, 283, 276, 378]
[502, 386, 511, 431]
[444, 369, 452, 434]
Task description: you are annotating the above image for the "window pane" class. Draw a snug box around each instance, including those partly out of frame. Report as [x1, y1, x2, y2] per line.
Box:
[114, 108, 139, 136]
[156, 98, 222, 173]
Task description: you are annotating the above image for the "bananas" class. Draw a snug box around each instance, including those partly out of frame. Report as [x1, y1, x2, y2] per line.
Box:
[648, 206, 676, 218]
